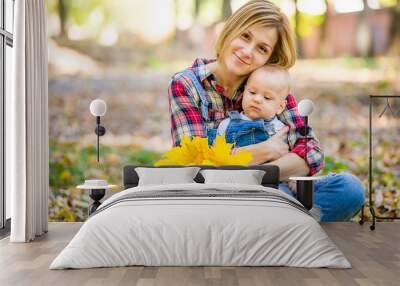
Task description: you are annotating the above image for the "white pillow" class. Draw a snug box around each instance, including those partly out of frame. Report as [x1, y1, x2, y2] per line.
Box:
[135, 167, 200, 186]
[200, 169, 266, 185]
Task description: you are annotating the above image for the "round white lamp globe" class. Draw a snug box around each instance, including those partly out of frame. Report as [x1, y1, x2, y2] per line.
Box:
[90, 99, 107, 117]
[298, 99, 315, 117]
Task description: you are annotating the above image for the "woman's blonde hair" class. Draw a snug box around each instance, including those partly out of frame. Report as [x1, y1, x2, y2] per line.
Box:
[215, 0, 296, 68]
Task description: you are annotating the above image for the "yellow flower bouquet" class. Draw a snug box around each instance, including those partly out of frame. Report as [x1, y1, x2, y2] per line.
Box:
[155, 135, 253, 166]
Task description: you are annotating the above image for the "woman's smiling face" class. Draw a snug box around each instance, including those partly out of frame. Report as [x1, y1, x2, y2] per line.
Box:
[223, 25, 278, 76]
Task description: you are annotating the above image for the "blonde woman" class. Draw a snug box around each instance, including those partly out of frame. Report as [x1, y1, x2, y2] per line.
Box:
[168, 0, 364, 221]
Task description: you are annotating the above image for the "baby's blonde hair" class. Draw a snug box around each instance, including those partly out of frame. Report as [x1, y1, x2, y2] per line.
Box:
[215, 0, 296, 69]
[248, 65, 291, 98]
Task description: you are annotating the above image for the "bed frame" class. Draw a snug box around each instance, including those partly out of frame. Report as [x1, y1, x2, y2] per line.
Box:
[123, 165, 280, 189]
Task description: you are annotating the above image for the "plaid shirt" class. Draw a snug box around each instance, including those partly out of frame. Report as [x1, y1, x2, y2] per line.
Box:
[168, 58, 324, 175]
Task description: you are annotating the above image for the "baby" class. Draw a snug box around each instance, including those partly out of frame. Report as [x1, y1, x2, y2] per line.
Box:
[217, 65, 289, 147]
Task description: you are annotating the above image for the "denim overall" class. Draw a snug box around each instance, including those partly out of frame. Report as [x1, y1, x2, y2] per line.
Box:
[225, 111, 277, 148]
[181, 70, 218, 145]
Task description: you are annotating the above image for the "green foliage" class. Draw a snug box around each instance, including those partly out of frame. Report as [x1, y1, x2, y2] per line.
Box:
[128, 149, 163, 165]
[200, 0, 224, 24]
[49, 140, 162, 222]
[66, 0, 109, 26]
[340, 56, 378, 69]
[46, 0, 113, 38]
[376, 80, 390, 91]
[322, 156, 349, 174]
[147, 55, 165, 70]
[379, 0, 397, 7]
[297, 12, 325, 38]
[45, 0, 59, 14]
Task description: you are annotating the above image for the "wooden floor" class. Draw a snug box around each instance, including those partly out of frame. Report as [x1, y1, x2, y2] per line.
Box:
[0, 222, 399, 286]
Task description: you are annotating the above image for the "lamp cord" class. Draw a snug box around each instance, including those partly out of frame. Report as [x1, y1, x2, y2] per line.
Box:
[304, 116, 308, 173]
[97, 128, 100, 163]
[96, 116, 100, 163]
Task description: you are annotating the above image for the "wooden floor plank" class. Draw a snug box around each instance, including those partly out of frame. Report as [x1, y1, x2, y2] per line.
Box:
[0, 222, 399, 286]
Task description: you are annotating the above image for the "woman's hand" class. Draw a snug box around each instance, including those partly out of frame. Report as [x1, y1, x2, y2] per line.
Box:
[232, 126, 289, 164]
[262, 127, 290, 161]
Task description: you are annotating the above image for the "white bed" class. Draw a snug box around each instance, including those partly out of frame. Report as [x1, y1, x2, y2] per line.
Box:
[50, 183, 351, 269]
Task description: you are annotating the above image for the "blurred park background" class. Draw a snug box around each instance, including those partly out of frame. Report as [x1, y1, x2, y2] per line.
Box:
[46, 0, 400, 221]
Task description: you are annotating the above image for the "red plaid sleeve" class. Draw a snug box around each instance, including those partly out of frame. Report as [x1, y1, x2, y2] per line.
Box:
[280, 94, 324, 175]
[168, 74, 206, 146]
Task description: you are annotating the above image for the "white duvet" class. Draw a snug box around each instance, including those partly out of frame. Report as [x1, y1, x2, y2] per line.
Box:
[50, 183, 351, 269]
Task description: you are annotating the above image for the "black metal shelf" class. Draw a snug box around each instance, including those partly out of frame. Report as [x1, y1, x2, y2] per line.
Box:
[359, 95, 400, 230]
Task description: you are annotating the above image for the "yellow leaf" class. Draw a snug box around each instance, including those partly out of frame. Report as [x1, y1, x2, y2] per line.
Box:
[154, 135, 253, 166]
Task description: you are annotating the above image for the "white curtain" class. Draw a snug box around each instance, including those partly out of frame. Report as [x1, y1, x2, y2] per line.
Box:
[7, 0, 49, 242]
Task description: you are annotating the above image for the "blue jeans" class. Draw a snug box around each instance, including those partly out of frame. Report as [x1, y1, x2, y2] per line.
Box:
[279, 172, 365, 222]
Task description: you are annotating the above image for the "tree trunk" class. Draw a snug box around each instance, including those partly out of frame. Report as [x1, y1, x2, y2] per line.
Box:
[222, 0, 232, 20]
[58, 0, 67, 38]
[194, 0, 201, 19]
[356, 0, 372, 57]
[294, 0, 303, 58]
[319, 0, 329, 57]
[173, 0, 179, 43]
[389, 0, 400, 55]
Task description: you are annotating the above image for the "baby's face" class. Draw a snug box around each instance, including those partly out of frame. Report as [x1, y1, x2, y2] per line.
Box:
[242, 70, 288, 120]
